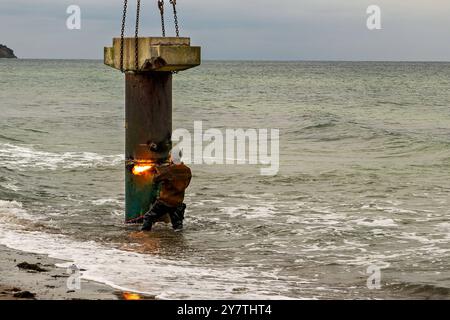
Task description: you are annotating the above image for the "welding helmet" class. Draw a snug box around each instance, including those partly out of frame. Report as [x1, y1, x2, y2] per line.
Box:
[170, 147, 183, 165]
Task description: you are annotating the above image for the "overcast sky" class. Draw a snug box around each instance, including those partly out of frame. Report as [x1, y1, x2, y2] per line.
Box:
[1, 0, 449, 60]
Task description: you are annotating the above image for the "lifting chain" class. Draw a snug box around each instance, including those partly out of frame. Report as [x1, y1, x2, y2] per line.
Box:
[135, 0, 141, 71]
[120, 0, 128, 72]
[120, 0, 182, 72]
[120, 0, 141, 72]
[169, 0, 180, 37]
[158, 0, 166, 37]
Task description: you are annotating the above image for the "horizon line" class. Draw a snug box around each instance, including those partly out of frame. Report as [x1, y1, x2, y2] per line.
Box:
[3, 58, 450, 63]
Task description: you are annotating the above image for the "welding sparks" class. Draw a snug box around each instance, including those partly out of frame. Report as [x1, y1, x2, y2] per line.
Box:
[132, 164, 154, 176]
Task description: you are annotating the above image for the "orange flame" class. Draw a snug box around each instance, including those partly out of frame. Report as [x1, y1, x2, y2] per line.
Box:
[132, 164, 154, 176]
[122, 292, 142, 300]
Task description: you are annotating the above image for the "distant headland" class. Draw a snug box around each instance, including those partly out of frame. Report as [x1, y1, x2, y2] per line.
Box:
[0, 44, 17, 58]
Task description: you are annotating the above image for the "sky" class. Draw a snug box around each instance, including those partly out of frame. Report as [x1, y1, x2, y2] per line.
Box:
[0, 0, 450, 61]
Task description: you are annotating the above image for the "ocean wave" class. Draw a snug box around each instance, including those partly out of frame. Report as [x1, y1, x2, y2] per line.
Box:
[0, 199, 42, 225]
[0, 143, 123, 171]
[0, 221, 295, 299]
[383, 282, 450, 299]
[0, 177, 20, 192]
[0, 134, 24, 143]
[302, 121, 338, 130]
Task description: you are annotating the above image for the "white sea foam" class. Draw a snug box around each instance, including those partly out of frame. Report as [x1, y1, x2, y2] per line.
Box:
[218, 204, 276, 219]
[396, 232, 432, 244]
[286, 216, 301, 224]
[361, 204, 417, 215]
[0, 200, 294, 299]
[91, 198, 124, 206]
[0, 228, 294, 299]
[0, 200, 25, 211]
[354, 218, 398, 227]
[0, 182, 20, 192]
[0, 199, 41, 223]
[436, 222, 450, 231]
[198, 199, 224, 204]
[0, 143, 123, 171]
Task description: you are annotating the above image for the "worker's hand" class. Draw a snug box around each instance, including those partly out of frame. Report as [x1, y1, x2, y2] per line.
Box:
[150, 166, 159, 175]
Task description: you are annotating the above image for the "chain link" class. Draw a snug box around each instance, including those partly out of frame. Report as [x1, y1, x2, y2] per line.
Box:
[120, 0, 128, 72]
[158, 0, 166, 37]
[135, 0, 141, 71]
[169, 0, 180, 37]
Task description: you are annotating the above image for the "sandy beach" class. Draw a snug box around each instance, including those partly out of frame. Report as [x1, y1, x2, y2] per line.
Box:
[0, 245, 153, 300]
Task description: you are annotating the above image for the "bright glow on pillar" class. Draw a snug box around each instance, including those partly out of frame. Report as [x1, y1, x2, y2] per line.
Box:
[132, 164, 154, 176]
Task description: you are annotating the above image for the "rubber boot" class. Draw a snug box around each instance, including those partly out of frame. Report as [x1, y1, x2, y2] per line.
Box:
[170, 203, 186, 231]
[141, 211, 160, 231]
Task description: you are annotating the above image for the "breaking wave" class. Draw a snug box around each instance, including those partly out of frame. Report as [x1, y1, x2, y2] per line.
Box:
[0, 143, 123, 171]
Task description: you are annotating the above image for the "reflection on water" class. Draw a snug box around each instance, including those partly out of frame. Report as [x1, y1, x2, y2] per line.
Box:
[125, 230, 189, 255]
[122, 292, 143, 300]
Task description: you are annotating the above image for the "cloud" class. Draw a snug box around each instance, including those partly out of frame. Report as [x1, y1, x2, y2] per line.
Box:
[0, 0, 449, 60]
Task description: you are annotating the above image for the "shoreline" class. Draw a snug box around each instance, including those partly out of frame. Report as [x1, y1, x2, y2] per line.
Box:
[0, 245, 154, 300]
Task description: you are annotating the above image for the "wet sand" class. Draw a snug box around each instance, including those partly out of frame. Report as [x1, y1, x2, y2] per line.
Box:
[0, 245, 152, 300]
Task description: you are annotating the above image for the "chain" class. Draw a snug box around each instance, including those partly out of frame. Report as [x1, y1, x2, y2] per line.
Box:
[120, 0, 128, 72]
[135, 0, 141, 71]
[169, 0, 180, 37]
[158, 0, 166, 37]
[121, 0, 179, 71]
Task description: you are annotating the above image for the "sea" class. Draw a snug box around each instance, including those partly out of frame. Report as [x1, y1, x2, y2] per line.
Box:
[0, 59, 449, 299]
